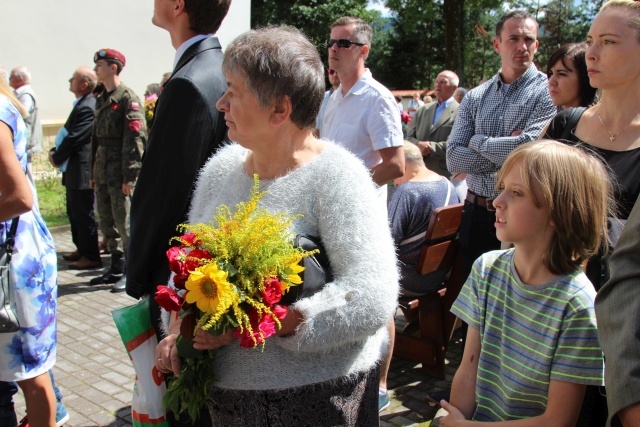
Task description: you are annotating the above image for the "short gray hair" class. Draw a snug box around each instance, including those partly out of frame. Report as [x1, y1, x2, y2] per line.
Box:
[332, 16, 373, 45]
[11, 66, 31, 84]
[404, 141, 424, 162]
[441, 70, 460, 87]
[78, 67, 97, 92]
[223, 26, 325, 130]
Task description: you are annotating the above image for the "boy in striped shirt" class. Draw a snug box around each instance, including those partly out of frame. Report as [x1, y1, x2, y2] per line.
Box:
[437, 140, 609, 425]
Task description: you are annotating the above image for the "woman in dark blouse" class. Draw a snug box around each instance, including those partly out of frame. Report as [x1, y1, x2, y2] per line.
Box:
[544, 0, 640, 291]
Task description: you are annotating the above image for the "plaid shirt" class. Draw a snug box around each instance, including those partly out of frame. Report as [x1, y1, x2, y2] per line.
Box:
[446, 65, 555, 198]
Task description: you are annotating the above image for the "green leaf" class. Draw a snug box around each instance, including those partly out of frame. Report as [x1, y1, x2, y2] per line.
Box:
[176, 335, 205, 360]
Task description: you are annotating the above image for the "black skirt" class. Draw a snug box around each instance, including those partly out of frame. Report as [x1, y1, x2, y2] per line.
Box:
[206, 366, 380, 427]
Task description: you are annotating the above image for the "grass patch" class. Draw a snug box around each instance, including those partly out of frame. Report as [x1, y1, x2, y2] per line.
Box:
[35, 177, 68, 228]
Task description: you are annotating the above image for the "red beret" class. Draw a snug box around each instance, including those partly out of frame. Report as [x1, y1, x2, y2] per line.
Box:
[94, 49, 126, 67]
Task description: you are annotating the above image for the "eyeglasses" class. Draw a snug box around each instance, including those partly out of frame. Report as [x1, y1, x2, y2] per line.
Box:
[326, 39, 365, 49]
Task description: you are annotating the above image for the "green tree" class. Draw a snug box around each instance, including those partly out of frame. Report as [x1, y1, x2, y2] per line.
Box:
[536, 0, 599, 69]
[251, 0, 379, 57]
[379, 0, 445, 90]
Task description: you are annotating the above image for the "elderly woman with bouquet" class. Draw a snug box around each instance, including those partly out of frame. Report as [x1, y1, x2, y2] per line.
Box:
[155, 26, 399, 426]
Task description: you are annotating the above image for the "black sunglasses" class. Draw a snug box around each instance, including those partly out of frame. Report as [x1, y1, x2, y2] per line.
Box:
[326, 39, 365, 49]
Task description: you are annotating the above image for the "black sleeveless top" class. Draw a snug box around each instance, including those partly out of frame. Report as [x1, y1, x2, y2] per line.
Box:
[545, 107, 640, 219]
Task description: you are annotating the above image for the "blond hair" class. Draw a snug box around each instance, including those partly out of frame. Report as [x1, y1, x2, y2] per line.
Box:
[497, 140, 613, 275]
[601, 0, 640, 42]
[0, 75, 27, 118]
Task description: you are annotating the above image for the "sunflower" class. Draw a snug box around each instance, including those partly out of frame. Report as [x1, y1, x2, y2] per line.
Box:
[285, 262, 305, 285]
[185, 263, 238, 314]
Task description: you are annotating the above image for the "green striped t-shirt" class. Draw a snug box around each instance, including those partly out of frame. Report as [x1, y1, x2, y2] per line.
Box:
[451, 249, 604, 421]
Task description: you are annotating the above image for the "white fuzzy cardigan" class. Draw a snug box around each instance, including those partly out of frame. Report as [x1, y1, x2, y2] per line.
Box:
[174, 142, 399, 390]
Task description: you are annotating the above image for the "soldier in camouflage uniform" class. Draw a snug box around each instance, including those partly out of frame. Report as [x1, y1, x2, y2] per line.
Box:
[89, 49, 146, 293]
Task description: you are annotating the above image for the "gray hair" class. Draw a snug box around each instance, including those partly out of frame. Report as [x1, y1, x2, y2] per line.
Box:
[331, 16, 373, 45]
[77, 66, 97, 92]
[223, 26, 325, 130]
[11, 66, 31, 83]
[404, 141, 424, 162]
[441, 70, 460, 87]
[454, 87, 467, 97]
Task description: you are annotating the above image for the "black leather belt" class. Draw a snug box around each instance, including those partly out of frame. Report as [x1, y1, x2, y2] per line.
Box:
[466, 191, 495, 211]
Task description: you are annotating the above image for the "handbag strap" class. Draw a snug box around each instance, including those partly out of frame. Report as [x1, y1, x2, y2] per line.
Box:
[560, 107, 587, 141]
[3, 217, 20, 255]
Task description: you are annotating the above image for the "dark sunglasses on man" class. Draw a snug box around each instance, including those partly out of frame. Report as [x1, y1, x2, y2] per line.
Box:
[326, 39, 365, 49]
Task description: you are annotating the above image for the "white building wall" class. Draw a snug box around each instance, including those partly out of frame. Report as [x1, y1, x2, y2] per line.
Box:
[0, 0, 250, 122]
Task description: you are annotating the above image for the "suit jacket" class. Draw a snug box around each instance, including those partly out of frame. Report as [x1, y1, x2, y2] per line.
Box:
[127, 37, 228, 299]
[406, 99, 459, 178]
[595, 196, 640, 427]
[50, 93, 96, 190]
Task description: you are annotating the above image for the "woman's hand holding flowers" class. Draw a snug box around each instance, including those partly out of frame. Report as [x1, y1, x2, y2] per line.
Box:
[193, 328, 235, 350]
[156, 333, 181, 376]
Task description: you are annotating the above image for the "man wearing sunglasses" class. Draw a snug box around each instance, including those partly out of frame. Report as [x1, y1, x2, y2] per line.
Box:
[322, 16, 404, 202]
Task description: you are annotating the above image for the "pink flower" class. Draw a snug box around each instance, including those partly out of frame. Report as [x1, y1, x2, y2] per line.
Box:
[261, 277, 282, 305]
[234, 309, 278, 348]
[167, 247, 187, 275]
[155, 285, 184, 312]
[272, 304, 287, 320]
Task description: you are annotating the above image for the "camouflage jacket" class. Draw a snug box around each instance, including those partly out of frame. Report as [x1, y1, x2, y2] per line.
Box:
[90, 83, 146, 185]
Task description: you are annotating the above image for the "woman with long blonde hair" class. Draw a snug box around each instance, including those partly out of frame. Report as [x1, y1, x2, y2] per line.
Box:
[0, 76, 58, 427]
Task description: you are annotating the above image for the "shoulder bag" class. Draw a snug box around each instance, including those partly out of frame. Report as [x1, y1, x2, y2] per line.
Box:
[280, 234, 334, 305]
[0, 217, 20, 333]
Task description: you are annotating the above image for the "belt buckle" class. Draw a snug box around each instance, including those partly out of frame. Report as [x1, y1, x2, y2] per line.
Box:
[486, 199, 496, 212]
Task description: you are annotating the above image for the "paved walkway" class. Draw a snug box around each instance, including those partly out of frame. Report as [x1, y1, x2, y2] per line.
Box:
[13, 227, 462, 426]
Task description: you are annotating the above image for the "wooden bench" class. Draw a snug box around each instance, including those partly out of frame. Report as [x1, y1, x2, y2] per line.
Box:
[393, 203, 465, 378]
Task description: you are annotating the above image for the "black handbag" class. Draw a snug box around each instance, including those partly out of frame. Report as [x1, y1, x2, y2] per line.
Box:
[0, 217, 20, 333]
[280, 234, 333, 305]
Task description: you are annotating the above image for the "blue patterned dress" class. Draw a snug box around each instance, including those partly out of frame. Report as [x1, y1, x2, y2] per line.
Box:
[0, 95, 57, 381]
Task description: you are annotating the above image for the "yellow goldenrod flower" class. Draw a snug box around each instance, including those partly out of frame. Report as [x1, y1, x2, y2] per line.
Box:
[185, 264, 238, 314]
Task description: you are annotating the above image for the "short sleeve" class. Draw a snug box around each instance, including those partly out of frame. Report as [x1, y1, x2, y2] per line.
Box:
[450, 258, 483, 330]
[550, 305, 604, 385]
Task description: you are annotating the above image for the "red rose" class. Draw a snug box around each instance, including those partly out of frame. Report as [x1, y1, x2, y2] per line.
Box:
[184, 249, 213, 271]
[166, 247, 187, 275]
[155, 285, 184, 312]
[261, 277, 282, 305]
[111, 104, 119, 111]
[129, 120, 142, 132]
[173, 273, 188, 290]
[181, 232, 201, 246]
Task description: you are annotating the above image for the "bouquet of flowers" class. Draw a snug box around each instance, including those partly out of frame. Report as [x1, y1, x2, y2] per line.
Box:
[154, 176, 314, 420]
[144, 93, 158, 128]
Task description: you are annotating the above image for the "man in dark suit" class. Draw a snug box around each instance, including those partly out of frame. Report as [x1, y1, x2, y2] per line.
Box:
[126, 1, 230, 317]
[406, 70, 460, 178]
[49, 66, 101, 269]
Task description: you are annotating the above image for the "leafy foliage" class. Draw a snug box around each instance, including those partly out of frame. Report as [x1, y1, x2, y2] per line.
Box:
[250, 0, 599, 89]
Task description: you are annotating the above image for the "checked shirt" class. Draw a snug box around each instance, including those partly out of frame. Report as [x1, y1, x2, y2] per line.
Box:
[446, 65, 555, 199]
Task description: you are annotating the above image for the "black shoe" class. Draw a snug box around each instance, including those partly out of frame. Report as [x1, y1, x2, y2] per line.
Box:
[111, 275, 126, 293]
[89, 272, 123, 285]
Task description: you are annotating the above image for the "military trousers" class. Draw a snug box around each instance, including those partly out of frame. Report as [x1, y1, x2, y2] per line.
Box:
[95, 181, 130, 258]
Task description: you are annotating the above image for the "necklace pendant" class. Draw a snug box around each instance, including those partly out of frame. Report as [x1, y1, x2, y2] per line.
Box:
[610, 135, 616, 142]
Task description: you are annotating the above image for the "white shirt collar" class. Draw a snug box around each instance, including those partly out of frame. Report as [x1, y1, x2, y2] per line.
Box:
[173, 34, 211, 69]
